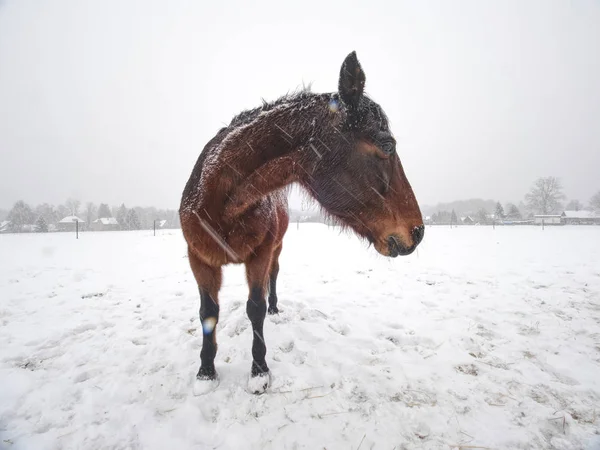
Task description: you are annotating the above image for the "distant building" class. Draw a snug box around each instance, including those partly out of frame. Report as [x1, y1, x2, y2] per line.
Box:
[501, 219, 533, 226]
[561, 210, 600, 225]
[534, 214, 562, 226]
[57, 215, 85, 232]
[533, 211, 600, 226]
[0, 220, 38, 233]
[0, 220, 10, 233]
[461, 216, 474, 225]
[91, 217, 119, 232]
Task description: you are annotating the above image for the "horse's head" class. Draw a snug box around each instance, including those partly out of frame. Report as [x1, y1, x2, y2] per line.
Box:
[307, 51, 424, 257]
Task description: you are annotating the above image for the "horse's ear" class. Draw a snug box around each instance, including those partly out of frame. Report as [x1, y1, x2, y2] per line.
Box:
[338, 51, 366, 108]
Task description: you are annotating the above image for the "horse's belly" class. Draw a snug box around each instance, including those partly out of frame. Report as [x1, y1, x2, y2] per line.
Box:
[226, 196, 286, 255]
[183, 193, 289, 267]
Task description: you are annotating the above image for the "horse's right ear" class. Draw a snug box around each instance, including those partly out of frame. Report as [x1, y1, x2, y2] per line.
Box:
[338, 51, 366, 108]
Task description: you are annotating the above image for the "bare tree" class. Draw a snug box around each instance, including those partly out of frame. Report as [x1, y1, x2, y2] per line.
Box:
[505, 203, 522, 220]
[494, 202, 505, 219]
[56, 204, 70, 219]
[116, 204, 128, 230]
[65, 198, 81, 216]
[565, 199, 582, 211]
[35, 203, 59, 224]
[126, 209, 141, 230]
[590, 191, 600, 213]
[7, 200, 35, 232]
[85, 202, 97, 226]
[476, 208, 488, 225]
[525, 177, 565, 214]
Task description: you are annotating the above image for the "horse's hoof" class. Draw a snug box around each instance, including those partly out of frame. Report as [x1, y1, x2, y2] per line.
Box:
[193, 375, 220, 396]
[197, 365, 217, 379]
[247, 372, 270, 394]
[267, 305, 279, 315]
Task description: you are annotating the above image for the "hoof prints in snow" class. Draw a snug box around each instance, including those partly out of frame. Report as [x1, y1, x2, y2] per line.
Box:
[455, 363, 479, 376]
[0, 226, 600, 449]
[81, 291, 105, 299]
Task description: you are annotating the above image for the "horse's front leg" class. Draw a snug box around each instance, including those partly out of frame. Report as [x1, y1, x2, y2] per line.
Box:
[245, 239, 275, 394]
[187, 247, 222, 395]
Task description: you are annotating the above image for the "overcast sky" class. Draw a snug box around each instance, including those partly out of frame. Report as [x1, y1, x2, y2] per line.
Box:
[0, 0, 598, 211]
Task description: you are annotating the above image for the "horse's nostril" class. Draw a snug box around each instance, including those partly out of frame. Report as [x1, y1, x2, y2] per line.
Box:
[387, 236, 402, 257]
[412, 225, 425, 246]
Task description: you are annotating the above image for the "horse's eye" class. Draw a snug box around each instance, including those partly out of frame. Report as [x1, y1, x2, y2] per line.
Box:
[381, 142, 395, 155]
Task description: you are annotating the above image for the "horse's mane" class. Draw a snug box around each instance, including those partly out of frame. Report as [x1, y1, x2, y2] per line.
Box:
[227, 87, 327, 129]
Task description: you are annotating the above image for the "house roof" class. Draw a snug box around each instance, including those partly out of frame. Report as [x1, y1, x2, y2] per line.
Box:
[94, 217, 119, 225]
[562, 210, 598, 219]
[58, 215, 84, 223]
[0, 220, 10, 231]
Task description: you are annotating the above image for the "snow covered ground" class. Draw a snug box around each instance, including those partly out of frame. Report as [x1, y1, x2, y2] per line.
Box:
[1, 225, 599, 449]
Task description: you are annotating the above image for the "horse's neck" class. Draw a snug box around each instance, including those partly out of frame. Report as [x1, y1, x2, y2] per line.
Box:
[201, 97, 334, 216]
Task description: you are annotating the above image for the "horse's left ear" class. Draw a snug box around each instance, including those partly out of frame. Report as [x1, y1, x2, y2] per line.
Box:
[338, 51, 366, 108]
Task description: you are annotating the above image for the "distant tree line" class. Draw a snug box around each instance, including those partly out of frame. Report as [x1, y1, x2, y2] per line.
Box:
[3, 181, 600, 232]
[427, 178, 600, 225]
[0, 198, 180, 233]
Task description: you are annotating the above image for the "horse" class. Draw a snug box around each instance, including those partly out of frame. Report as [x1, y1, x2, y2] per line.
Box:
[179, 51, 424, 394]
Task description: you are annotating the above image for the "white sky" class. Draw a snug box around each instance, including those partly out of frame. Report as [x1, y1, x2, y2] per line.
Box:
[0, 0, 599, 210]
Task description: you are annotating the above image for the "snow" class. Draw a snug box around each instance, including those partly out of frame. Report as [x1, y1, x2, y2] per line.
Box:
[94, 217, 119, 225]
[57, 216, 84, 224]
[563, 211, 599, 219]
[1, 225, 600, 449]
[192, 377, 220, 396]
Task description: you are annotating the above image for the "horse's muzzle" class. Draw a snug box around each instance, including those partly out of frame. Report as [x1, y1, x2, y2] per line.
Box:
[387, 225, 424, 257]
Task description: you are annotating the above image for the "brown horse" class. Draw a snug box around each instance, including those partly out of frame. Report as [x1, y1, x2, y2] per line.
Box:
[179, 51, 424, 394]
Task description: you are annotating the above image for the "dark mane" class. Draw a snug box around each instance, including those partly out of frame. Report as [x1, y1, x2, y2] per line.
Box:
[228, 88, 330, 129]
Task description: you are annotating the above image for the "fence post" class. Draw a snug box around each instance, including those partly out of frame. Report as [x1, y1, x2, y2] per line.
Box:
[542, 219, 545, 230]
[154, 220, 156, 236]
[76, 220, 79, 239]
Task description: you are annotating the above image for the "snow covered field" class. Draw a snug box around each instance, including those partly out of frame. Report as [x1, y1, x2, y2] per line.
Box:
[1, 225, 599, 449]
